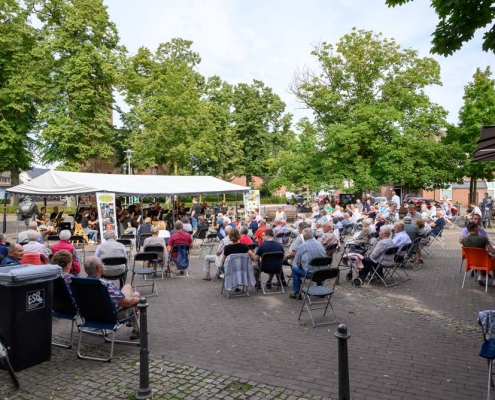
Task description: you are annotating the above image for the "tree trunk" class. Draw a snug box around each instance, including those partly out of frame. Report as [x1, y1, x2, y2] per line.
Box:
[245, 175, 252, 187]
[469, 174, 477, 204]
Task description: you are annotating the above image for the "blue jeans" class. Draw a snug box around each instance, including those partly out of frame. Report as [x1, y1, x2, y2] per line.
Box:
[291, 265, 322, 293]
[84, 228, 98, 241]
[191, 217, 198, 229]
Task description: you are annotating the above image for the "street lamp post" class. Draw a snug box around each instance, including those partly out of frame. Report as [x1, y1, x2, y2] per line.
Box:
[124, 149, 134, 175]
[151, 167, 157, 175]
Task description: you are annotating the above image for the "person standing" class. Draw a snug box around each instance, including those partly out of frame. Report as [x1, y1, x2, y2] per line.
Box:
[190, 198, 202, 230]
[391, 191, 400, 206]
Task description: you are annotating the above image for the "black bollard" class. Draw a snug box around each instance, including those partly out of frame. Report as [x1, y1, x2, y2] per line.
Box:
[136, 297, 152, 400]
[334, 324, 351, 400]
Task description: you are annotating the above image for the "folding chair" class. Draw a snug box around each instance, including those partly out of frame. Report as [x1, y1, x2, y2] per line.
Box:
[221, 253, 256, 298]
[258, 251, 285, 295]
[199, 233, 217, 259]
[101, 256, 128, 289]
[282, 231, 292, 247]
[427, 228, 445, 250]
[69, 277, 139, 362]
[116, 238, 133, 261]
[120, 233, 135, 241]
[46, 234, 60, 250]
[143, 244, 165, 279]
[167, 244, 190, 278]
[193, 228, 209, 247]
[391, 243, 412, 282]
[478, 310, 495, 400]
[131, 252, 158, 296]
[52, 276, 81, 349]
[462, 247, 495, 293]
[70, 235, 86, 263]
[369, 245, 399, 287]
[298, 261, 339, 328]
[137, 233, 152, 252]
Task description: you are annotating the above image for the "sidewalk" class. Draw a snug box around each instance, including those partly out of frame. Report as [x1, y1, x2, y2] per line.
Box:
[1, 225, 493, 399]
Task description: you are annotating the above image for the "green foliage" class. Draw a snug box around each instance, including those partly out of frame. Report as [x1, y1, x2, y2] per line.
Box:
[444, 67, 495, 199]
[0, 0, 41, 182]
[290, 28, 462, 192]
[386, 0, 495, 56]
[30, 0, 126, 170]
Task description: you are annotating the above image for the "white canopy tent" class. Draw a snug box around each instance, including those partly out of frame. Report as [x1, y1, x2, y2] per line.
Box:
[7, 170, 250, 197]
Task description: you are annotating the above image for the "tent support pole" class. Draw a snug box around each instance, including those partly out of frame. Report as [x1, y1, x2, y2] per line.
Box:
[2, 193, 7, 234]
[235, 192, 238, 219]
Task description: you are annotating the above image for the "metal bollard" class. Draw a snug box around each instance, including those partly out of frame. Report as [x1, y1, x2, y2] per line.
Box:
[136, 297, 152, 400]
[334, 324, 351, 400]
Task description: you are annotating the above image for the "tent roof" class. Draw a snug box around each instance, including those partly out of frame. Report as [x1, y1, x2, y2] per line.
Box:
[472, 125, 495, 162]
[7, 170, 250, 197]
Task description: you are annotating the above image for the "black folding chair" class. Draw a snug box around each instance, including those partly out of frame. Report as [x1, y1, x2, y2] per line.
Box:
[69, 277, 139, 362]
[131, 252, 158, 296]
[101, 256, 128, 289]
[46, 234, 60, 250]
[298, 263, 339, 328]
[52, 276, 81, 349]
[199, 233, 218, 259]
[143, 244, 165, 279]
[258, 251, 285, 295]
[193, 228, 209, 247]
[369, 246, 399, 287]
[116, 239, 133, 260]
[137, 233, 152, 252]
[70, 235, 86, 263]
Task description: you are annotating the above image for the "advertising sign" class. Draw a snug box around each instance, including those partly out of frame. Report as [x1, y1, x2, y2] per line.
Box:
[96, 192, 118, 241]
[243, 190, 260, 218]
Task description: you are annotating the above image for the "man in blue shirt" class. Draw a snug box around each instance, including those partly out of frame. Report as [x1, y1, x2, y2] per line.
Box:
[0, 234, 8, 260]
[430, 210, 446, 236]
[0, 243, 24, 266]
[290, 228, 326, 299]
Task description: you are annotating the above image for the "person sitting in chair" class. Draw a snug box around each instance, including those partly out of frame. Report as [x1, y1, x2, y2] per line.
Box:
[167, 221, 193, 274]
[0, 234, 8, 260]
[50, 250, 74, 293]
[0, 243, 24, 266]
[359, 225, 395, 281]
[95, 230, 127, 277]
[22, 230, 49, 260]
[255, 229, 286, 289]
[84, 256, 141, 340]
[430, 210, 446, 236]
[51, 230, 81, 276]
[289, 228, 326, 299]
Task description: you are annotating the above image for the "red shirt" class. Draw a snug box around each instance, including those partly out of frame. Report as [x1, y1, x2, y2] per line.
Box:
[168, 231, 193, 257]
[254, 225, 268, 244]
[239, 235, 254, 245]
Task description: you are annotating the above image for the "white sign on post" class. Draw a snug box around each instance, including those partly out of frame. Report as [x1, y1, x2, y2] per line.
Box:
[96, 192, 118, 242]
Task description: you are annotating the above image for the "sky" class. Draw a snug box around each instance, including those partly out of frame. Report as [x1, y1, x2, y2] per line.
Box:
[105, 0, 495, 124]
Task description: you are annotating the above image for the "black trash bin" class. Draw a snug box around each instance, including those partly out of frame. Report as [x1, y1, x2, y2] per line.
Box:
[0, 264, 61, 372]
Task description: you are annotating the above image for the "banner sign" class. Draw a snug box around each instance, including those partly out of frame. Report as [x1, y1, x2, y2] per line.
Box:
[96, 192, 118, 242]
[243, 190, 260, 219]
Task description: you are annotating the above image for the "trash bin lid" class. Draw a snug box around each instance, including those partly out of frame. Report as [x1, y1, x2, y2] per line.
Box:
[0, 264, 62, 286]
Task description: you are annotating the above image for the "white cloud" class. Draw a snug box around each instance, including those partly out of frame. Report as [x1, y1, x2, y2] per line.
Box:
[106, 0, 495, 124]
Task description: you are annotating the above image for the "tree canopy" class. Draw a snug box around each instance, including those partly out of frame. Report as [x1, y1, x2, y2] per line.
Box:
[386, 0, 495, 56]
[288, 28, 463, 193]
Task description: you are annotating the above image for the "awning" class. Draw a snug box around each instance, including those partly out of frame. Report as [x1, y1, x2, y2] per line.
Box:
[7, 170, 250, 197]
[472, 125, 495, 162]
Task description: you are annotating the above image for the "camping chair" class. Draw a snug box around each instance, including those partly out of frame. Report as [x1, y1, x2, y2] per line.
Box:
[258, 251, 285, 295]
[167, 244, 190, 278]
[198, 233, 217, 259]
[462, 247, 495, 293]
[70, 235, 86, 263]
[298, 261, 339, 328]
[137, 233, 152, 252]
[52, 276, 81, 349]
[221, 253, 256, 298]
[368, 245, 399, 288]
[478, 310, 495, 400]
[69, 277, 139, 362]
[131, 252, 158, 296]
[143, 244, 166, 279]
[116, 239, 133, 261]
[101, 256, 128, 289]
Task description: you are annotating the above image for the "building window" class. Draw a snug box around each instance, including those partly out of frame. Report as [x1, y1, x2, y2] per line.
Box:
[440, 187, 452, 200]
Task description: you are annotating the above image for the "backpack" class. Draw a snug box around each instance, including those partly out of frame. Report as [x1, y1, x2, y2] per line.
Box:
[174, 245, 189, 270]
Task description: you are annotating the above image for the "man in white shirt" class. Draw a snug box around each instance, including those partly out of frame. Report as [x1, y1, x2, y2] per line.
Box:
[393, 221, 411, 257]
[391, 191, 401, 206]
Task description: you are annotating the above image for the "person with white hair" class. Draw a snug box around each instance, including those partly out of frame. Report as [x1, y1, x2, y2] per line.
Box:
[17, 221, 43, 245]
[52, 230, 81, 275]
[359, 225, 395, 281]
[94, 230, 127, 277]
[22, 229, 49, 259]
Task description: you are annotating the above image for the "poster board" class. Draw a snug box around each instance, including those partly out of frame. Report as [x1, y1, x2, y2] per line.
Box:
[96, 192, 118, 242]
[243, 190, 260, 218]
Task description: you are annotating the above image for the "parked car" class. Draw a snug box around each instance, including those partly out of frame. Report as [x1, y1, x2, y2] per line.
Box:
[403, 193, 421, 203]
[286, 194, 307, 205]
[371, 196, 388, 205]
[314, 194, 327, 204]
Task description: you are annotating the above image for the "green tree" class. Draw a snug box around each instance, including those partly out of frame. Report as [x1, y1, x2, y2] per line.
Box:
[231, 80, 293, 186]
[291, 28, 463, 193]
[444, 67, 495, 203]
[30, 0, 126, 170]
[0, 0, 41, 186]
[386, 0, 495, 56]
[120, 39, 220, 175]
